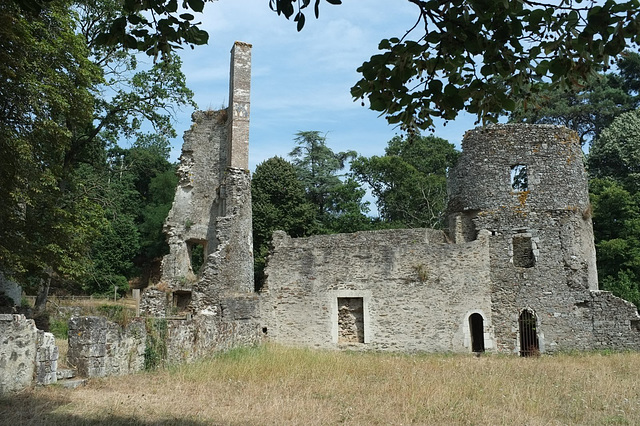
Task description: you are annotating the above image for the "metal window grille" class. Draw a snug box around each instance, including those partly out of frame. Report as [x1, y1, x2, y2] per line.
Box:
[519, 310, 540, 357]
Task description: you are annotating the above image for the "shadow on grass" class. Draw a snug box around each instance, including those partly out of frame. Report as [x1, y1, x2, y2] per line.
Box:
[0, 390, 224, 426]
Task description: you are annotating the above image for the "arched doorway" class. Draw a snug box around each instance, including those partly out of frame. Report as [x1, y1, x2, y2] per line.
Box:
[469, 313, 485, 353]
[519, 309, 540, 357]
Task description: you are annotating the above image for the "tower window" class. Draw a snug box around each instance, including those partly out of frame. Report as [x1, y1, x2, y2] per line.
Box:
[510, 164, 528, 192]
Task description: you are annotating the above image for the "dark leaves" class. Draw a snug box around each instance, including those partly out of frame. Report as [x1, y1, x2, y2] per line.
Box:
[271, 0, 342, 30]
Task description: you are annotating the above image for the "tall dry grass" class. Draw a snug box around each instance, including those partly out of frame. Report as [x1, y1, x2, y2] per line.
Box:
[2, 345, 639, 425]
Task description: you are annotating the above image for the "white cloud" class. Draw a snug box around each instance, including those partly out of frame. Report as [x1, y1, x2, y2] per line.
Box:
[168, 0, 469, 166]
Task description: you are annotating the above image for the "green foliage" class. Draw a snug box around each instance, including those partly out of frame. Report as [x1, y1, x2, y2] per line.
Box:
[590, 177, 640, 308]
[351, 135, 458, 229]
[0, 0, 191, 297]
[139, 169, 178, 259]
[251, 157, 317, 288]
[49, 318, 69, 339]
[589, 110, 640, 192]
[144, 318, 168, 370]
[189, 243, 205, 275]
[289, 131, 371, 233]
[0, 0, 103, 284]
[589, 117, 640, 306]
[273, 0, 640, 131]
[19, 0, 640, 131]
[601, 270, 640, 308]
[97, 304, 132, 326]
[510, 53, 640, 146]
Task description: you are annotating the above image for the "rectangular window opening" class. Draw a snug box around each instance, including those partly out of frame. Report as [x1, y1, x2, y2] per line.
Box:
[173, 290, 192, 312]
[510, 164, 528, 192]
[513, 235, 535, 268]
[187, 239, 206, 275]
[337, 297, 364, 344]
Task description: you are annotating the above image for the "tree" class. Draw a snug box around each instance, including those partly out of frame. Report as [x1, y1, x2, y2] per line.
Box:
[351, 134, 459, 229]
[251, 157, 317, 288]
[589, 110, 640, 192]
[18, 0, 640, 132]
[589, 178, 640, 308]
[276, 0, 640, 131]
[288, 131, 371, 233]
[0, 0, 193, 300]
[588, 111, 640, 308]
[510, 53, 640, 146]
[0, 0, 104, 293]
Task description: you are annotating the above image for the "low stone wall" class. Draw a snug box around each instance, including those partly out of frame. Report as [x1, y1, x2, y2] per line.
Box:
[0, 314, 58, 394]
[591, 291, 640, 350]
[166, 306, 262, 364]
[68, 312, 262, 377]
[68, 316, 146, 377]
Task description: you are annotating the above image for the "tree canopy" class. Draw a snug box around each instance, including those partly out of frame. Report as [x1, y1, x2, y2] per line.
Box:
[288, 131, 372, 233]
[1, 0, 191, 299]
[251, 156, 317, 288]
[17, 0, 640, 133]
[273, 0, 640, 131]
[351, 135, 459, 229]
[510, 52, 640, 146]
[588, 111, 640, 308]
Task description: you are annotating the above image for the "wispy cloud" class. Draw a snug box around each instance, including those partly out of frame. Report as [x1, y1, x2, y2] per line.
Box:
[171, 0, 470, 167]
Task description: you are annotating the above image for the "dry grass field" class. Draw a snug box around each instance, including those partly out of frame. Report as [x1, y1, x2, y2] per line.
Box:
[2, 344, 640, 425]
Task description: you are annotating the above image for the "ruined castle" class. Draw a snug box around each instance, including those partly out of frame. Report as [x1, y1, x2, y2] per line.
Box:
[137, 41, 640, 356]
[6, 42, 640, 394]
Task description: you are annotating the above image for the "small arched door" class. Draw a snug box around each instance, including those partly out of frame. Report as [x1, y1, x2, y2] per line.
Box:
[519, 309, 540, 357]
[469, 313, 485, 353]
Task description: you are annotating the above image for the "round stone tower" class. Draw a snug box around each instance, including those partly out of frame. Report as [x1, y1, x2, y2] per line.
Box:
[447, 124, 598, 353]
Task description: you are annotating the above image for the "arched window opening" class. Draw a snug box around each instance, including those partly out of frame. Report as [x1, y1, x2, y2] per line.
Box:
[469, 313, 485, 353]
[519, 309, 540, 357]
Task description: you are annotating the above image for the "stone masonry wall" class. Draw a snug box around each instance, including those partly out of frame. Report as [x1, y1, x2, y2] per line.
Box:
[448, 124, 639, 353]
[0, 314, 58, 394]
[261, 229, 494, 352]
[68, 316, 146, 377]
[159, 109, 227, 291]
[143, 42, 254, 318]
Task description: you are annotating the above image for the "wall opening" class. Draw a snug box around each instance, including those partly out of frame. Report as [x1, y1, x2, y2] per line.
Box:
[187, 240, 206, 275]
[510, 164, 528, 192]
[337, 297, 364, 343]
[173, 290, 192, 312]
[519, 309, 540, 357]
[512, 235, 535, 268]
[469, 313, 485, 353]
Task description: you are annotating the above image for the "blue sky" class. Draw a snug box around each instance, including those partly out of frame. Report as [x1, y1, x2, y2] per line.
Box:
[164, 0, 477, 168]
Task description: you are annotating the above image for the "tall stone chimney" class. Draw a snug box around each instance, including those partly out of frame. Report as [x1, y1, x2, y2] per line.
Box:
[227, 41, 252, 170]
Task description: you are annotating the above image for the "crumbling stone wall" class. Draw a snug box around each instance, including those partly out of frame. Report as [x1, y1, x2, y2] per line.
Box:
[0, 314, 58, 394]
[165, 305, 261, 364]
[143, 41, 254, 317]
[448, 124, 640, 353]
[261, 229, 494, 352]
[68, 316, 146, 377]
[262, 124, 640, 355]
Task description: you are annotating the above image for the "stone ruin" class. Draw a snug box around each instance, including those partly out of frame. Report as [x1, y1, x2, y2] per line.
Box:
[261, 125, 640, 353]
[0, 314, 58, 394]
[141, 40, 255, 317]
[4, 41, 640, 395]
[132, 41, 640, 357]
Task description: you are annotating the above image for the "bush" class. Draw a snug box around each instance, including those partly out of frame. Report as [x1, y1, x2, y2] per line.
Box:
[49, 318, 69, 339]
